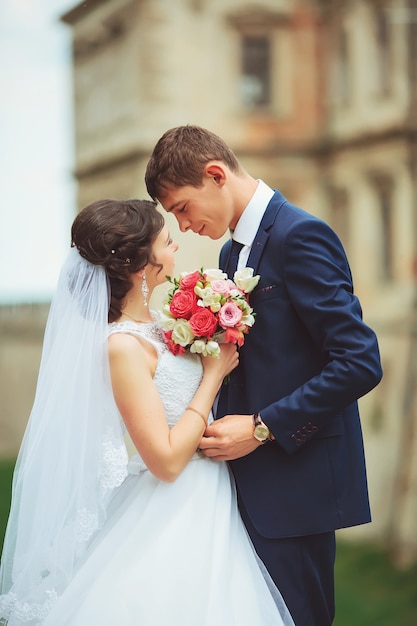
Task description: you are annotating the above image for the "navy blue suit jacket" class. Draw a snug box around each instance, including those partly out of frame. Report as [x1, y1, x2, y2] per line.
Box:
[218, 191, 382, 539]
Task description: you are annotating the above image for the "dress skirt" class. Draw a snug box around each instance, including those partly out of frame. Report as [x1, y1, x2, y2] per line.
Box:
[43, 454, 294, 626]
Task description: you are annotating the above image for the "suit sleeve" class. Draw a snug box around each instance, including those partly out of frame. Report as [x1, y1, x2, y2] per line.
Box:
[261, 219, 383, 454]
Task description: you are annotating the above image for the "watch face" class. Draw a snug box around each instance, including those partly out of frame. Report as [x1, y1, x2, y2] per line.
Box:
[254, 425, 269, 441]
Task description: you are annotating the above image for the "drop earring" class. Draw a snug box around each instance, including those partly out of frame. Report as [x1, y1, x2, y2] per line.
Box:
[141, 274, 149, 307]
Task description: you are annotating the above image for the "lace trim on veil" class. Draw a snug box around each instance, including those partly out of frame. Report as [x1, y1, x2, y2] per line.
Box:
[0, 589, 58, 625]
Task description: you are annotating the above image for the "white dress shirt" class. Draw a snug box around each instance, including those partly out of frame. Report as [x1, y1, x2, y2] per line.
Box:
[231, 180, 274, 270]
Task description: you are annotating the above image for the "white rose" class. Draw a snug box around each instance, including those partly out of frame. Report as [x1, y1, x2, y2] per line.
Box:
[171, 319, 195, 346]
[233, 268, 260, 293]
[158, 306, 176, 331]
[204, 268, 228, 281]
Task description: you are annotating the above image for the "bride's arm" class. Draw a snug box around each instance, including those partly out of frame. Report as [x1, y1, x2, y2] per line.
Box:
[108, 334, 237, 482]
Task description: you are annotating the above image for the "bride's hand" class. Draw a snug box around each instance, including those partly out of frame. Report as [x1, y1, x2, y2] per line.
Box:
[201, 343, 239, 381]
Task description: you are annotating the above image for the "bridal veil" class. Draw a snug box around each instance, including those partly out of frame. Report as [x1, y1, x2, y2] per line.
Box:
[0, 248, 128, 624]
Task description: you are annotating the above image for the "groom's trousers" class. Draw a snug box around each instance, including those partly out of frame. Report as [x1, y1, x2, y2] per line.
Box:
[239, 502, 336, 626]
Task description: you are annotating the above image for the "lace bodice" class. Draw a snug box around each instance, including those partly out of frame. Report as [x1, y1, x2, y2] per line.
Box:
[108, 317, 204, 428]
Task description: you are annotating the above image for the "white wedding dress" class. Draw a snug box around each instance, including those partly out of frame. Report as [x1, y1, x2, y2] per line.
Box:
[42, 320, 294, 626]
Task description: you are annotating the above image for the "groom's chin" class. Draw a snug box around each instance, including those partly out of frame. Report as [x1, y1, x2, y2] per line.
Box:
[202, 230, 226, 241]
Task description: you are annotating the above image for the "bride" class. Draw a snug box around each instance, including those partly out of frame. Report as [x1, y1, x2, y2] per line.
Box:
[0, 198, 294, 625]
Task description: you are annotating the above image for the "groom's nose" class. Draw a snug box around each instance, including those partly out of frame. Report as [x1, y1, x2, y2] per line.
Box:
[177, 216, 192, 232]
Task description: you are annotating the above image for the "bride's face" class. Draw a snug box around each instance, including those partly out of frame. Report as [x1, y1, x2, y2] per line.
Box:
[148, 225, 178, 286]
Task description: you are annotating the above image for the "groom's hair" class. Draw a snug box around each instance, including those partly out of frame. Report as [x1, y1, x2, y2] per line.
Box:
[145, 125, 242, 200]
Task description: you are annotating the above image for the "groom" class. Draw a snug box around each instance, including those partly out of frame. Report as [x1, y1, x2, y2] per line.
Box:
[145, 125, 382, 626]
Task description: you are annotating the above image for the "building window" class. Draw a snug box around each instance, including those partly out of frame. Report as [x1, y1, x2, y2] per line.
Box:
[240, 35, 271, 108]
[370, 175, 394, 281]
[333, 25, 351, 105]
[378, 184, 394, 281]
[375, 10, 392, 96]
[329, 186, 350, 249]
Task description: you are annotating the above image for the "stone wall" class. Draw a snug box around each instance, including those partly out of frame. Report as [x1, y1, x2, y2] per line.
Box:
[0, 304, 49, 458]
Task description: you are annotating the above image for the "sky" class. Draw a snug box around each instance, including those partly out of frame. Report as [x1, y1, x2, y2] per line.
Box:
[0, 0, 77, 304]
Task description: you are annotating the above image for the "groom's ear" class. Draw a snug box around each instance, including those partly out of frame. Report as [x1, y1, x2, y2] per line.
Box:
[204, 162, 227, 187]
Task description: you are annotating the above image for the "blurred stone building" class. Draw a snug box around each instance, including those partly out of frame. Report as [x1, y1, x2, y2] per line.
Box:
[1, 0, 415, 564]
[59, 0, 417, 563]
[0, 304, 49, 457]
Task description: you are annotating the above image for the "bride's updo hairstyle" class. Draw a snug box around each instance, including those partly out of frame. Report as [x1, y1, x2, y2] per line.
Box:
[71, 198, 164, 322]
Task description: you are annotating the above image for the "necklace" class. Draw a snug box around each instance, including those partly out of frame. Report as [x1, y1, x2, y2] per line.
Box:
[122, 311, 153, 324]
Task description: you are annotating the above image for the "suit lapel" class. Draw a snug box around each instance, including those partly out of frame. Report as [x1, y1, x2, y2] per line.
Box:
[247, 192, 285, 274]
[246, 229, 269, 275]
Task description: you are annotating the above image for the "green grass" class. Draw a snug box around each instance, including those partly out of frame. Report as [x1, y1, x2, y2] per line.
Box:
[0, 459, 14, 550]
[334, 540, 417, 626]
[1, 458, 416, 624]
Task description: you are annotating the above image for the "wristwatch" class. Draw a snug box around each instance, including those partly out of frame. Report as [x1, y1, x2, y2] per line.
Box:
[252, 412, 270, 443]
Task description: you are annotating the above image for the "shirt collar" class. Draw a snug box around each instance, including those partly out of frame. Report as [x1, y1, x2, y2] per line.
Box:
[232, 180, 274, 246]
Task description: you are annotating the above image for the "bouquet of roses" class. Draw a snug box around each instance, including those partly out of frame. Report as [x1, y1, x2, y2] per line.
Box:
[160, 267, 260, 357]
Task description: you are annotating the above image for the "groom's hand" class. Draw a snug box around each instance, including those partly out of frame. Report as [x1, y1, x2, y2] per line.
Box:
[199, 414, 260, 460]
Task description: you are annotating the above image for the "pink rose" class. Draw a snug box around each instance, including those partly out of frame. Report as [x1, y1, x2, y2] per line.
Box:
[189, 308, 218, 338]
[179, 271, 202, 291]
[218, 302, 242, 329]
[209, 279, 232, 297]
[169, 290, 197, 319]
